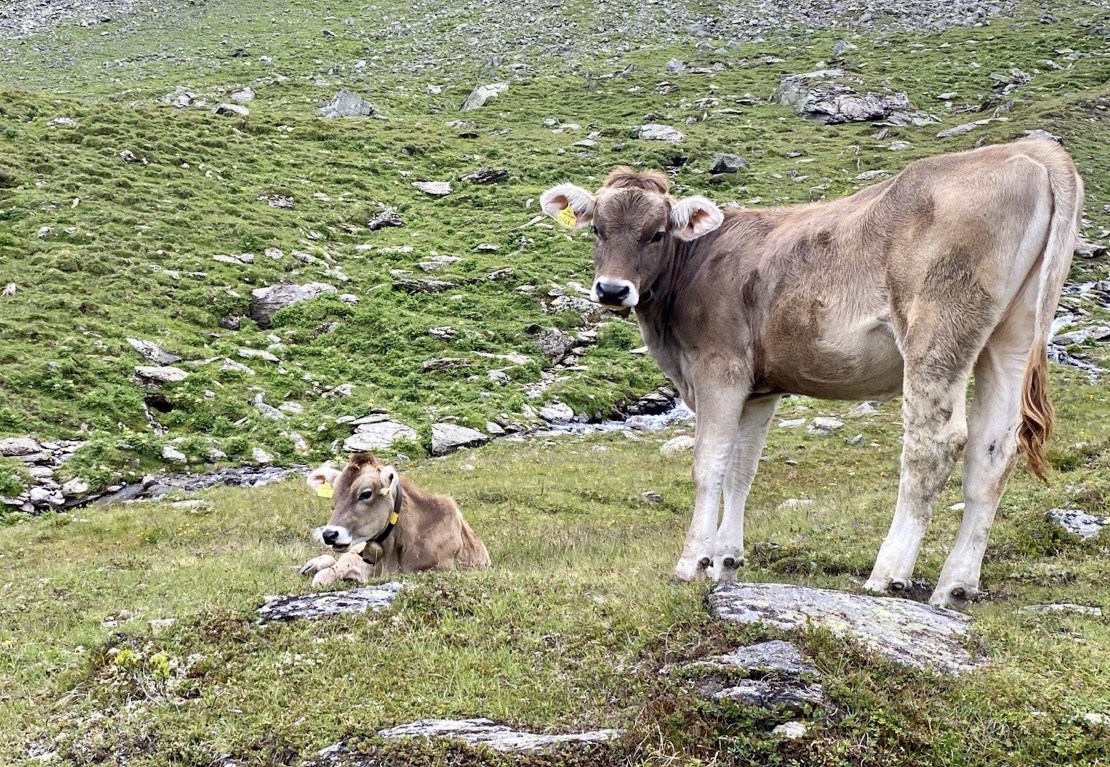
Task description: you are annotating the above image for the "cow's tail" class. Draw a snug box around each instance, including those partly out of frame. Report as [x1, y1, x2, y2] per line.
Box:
[1018, 151, 1084, 482]
[457, 520, 491, 570]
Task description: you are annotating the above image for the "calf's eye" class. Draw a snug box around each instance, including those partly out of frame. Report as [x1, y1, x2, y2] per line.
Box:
[358, 490, 375, 502]
[650, 231, 665, 243]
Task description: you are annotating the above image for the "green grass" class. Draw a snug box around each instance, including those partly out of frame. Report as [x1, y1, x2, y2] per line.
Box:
[1, 1, 1109, 764]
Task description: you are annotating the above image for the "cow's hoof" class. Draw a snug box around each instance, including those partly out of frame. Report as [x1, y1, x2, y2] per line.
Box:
[863, 575, 910, 594]
[312, 567, 339, 587]
[930, 583, 973, 610]
[300, 554, 337, 576]
[674, 556, 712, 582]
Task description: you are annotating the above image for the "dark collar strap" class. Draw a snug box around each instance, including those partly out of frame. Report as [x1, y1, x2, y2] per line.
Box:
[368, 482, 402, 546]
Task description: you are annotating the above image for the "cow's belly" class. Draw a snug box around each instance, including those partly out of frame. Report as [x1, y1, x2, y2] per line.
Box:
[764, 315, 905, 401]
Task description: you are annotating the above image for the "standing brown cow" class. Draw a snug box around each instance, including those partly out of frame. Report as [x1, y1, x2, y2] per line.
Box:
[540, 139, 1082, 609]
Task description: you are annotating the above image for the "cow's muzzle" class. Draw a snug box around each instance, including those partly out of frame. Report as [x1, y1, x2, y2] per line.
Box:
[591, 278, 639, 308]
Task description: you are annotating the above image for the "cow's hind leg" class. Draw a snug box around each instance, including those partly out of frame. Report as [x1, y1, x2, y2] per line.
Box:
[931, 312, 1034, 608]
[865, 288, 994, 595]
[712, 395, 781, 582]
[675, 385, 747, 582]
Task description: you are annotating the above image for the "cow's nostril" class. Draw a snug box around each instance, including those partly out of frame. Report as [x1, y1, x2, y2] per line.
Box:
[322, 529, 339, 545]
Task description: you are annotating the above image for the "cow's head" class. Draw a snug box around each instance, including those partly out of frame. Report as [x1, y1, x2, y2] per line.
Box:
[307, 453, 400, 552]
[540, 167, 724, 308]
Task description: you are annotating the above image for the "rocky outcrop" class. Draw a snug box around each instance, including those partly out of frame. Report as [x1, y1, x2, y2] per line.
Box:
[431, 424, 489, 456]
[343, 420, 419, 453]
[1045, 508, 1107, 540]
[316, 90, 386, 119]
[258, 582, 405, 622]
[709, 582, 985, 675]
[249, 283, 337, 328]
[776, 70, 931, 125]
[460, 82, 508, 112]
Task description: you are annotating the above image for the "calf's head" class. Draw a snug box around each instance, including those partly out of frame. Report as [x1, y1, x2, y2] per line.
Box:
[540, 167, 725, 308]
[306, 453, 400, 552]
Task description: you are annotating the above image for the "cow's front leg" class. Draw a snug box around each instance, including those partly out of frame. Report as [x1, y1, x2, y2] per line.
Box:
[300, 554, 337, 576]
[675, 382, 748, 582]
[711, 394, 781, 582]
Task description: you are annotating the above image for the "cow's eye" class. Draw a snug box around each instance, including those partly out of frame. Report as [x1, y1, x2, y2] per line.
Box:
[358, 489, 375, 502]
[650, 231, 665, 243]
[593, 227, 604, 241]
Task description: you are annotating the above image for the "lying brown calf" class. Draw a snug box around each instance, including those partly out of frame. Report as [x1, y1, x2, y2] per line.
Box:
[300, 452, 490, 585]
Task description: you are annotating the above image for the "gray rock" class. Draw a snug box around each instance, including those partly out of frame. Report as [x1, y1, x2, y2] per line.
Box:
[258, 582, 405, 622]
[638, 124, 684, 143]
[221, 358, 257, 376]
[709, 153, 750, 174]
[412, 181, 451, 196]
[660, 435, 695, 457]
[460, 82, 508, 112]
[551, 295, 608, 323]
[431, 424, 489, 456]
[120, 149, 140, 163]
[249, 283, 338, 328]
[673, 640, 817, 678]
[48, 116, 77, 128]
[255, 402, 285, 420]
[1074, 238, 1107, 259]
[539, 403, 575, 423]
[373, 718, 622, 752]
[230, 86, 255, 103]
[712, 678, 826, 712]
[417, 255, 461, 272]
[61, 478, 90, 496]
[367, 206, 403, 230]
[461, 168, 508, 184]
[535, 328, 575, 360]
[135, 366, 189, 385]
[214, 103, 249, 117]
[709, 582, 984, 675]
[778, 418, 806, 429]
[422, 358, 471, 372]
[238, 348, 280, 363]
[806, 417, 844, 434]
[0, 437, 42, 457]
[936, 119, 992, 138]
[776, 70, 926, 125]
[162, 445, 187, 463]
[393, 278, 454, 294]
[29, 487, 63, 507]
[317, 90, 384, 119]
[343, 421, 418, 452]
[1045, 508, 1107, 540]
[772, 721, 808, 739]
[486, 421, 506, 436]
[251, 448, 274, 465]
[127, 338, 181, 365]
[832, 39, 857, 57]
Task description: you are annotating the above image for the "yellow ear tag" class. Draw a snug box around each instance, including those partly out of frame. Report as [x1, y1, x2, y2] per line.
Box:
[316, 481, 334, 499]
[556, 206, 577, 228]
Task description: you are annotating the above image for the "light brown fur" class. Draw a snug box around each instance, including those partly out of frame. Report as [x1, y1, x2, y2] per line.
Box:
[302, 453, 490, 584]
[541, 139, 1083, 609]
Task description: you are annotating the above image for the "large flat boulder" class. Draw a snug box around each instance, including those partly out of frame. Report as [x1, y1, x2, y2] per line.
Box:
[378, 718, 621, 751]
[708, 582, 984, 675]
[249, 283, 337, 328]
[258, 583, 404, 622]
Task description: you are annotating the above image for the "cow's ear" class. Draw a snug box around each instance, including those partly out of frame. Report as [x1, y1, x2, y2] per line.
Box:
[306, 464, 340, 492]
[540, 183, 595, 228]
[671, 195, 724, 241]
[378, 465, 400, 496]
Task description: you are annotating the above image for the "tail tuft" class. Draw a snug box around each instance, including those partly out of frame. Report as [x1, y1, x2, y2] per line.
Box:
[1018, 347, 1054, 482]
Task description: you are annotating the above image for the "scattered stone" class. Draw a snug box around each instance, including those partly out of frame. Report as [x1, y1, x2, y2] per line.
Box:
[230, 86, 255, 103]
[148, 618, 177, 634]
[642, 491, 663, 504]
[551, 295, 608, 323]
[709, 153, 750, 173]
[428, 326, 455, 340]
[778, 418, 806, 429]
[127, 338, 181, 365]
[832, 39, 857, 57]
[417, 255, 461, 272]
[120, 149, 140, 163]
[856, 169, 890, 181]
[343, 421, 418, 452]
[1, 283, 15, 297]
[134, 366, 189, 385]
[638, 123, 684, 143]
[709, 582, 984, 675]
[162, 445, 187, 463]
[431, 424, 489, 456]
[48, 116, 77, 128]
[772, 721, 808, 740]
[372, 718, 622, 752]
[461, 168, 508, 184]
[460, 82, 508, 112]
[170, 500, 211, 512]
[393, 278, 454, 294]
[61, 478, 90, 496]
[486, 421, 505, 436]
[776, 70, 928, 125]
[1018, 603, 1103, 617]
[258, 582, 405, 622]
[660, 435, 695, 457]
[850, 401, 878, 415]
[412, 181, 451, 196]
[1045, 508, 1107, 540]
[317, 90, 385, 119]
[1074, 238, 1107, 259]
[539, 403, 575, 423]
[535, 328, 575, 360]
[806, 417, 844, 434]
[238, 348, 280, 363]
[214, 103, 249, 117]
[889, 140, 913, 151]
[367, 206, 403, 230]
[251, 448, 273, 465]
[255, 402, 285, 420]
[249, 283, 338, 328]
[422, 358, 471, 372]
[218, 315, 242, 330]
[0, 437, 42, 457]
[488, 267, 514, 280]
[936, 119, 992, 138]
[712, 678, 826, 712]
[221, 358, 256, 376]
[679, 639, 817, 678]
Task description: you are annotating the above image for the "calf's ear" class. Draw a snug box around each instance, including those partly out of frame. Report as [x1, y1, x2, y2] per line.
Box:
[378, 465, 400, 496]
[671, 195, 724, 241]
[306, 464, 340, 491]
[540, 183, 595, 228]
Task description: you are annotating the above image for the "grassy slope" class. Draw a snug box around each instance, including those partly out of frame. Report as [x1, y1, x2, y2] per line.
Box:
[1, 1, 1109, 490]
[1, 0, 1110, 765]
